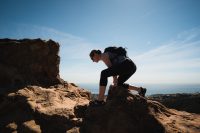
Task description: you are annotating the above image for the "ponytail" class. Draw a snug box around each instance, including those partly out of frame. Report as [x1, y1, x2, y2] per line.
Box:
[96, 50, 102, 55]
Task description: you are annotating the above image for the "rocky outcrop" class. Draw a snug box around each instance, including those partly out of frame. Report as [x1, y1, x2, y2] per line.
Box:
[0, 83, 90, 133]
[148, 93, 200, 114]
[1, 85, 200, 133]
[80, 86, 200, 133]
[0, 38, 63, 93]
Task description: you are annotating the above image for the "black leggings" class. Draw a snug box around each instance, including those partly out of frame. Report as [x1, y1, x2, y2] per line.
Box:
[100, 59, 136, 88]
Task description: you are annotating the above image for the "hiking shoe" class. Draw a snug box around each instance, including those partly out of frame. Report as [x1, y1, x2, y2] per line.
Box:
[139, 87, 146, 97]
[89, 100, 105, 107]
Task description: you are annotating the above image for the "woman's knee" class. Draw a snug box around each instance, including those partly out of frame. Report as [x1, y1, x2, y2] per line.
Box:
[117, 82, 129, 89]
[100, 69, 109, 78]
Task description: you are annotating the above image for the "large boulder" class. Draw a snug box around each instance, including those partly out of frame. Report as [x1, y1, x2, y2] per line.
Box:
[0, 83, 90, 133]
[0, 38, 63, 93]
[80, 86, 200, 133]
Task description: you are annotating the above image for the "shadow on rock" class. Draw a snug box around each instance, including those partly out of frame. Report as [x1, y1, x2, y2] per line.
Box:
[80, 86, 165, 133]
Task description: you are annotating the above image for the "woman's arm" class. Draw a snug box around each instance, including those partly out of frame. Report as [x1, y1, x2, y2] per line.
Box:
[113, 76, 118, 86]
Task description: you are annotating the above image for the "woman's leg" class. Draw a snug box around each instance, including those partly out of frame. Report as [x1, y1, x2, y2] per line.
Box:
[117, 72, 133, 86]
[117, 60, 136, 87]
[118, 73, 144, 93]
[99, 65, 121, 101]
[116, 60, 143, 92]
[100, 68, 118, 87]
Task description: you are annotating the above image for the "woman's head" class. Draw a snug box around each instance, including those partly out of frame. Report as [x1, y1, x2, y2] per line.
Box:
[89, 49, 102, 62]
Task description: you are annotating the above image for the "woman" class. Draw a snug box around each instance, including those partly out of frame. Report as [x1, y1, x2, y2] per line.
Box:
[89, 48, 146, 104]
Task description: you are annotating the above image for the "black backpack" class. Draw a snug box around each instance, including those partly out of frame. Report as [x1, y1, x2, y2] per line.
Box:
[104, 46, 127, 57]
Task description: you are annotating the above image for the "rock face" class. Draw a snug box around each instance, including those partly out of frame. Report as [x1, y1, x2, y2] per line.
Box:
[148, 93, 200, 114]
[0, 38, 63, 93]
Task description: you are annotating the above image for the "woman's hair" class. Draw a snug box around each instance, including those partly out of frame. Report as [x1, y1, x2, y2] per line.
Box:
[89, 49, 102, 60]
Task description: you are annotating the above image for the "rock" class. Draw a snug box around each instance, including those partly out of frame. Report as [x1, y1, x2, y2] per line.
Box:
[148, 93, 200, 114]
[80, 86, 200, 133]
[67, 127, 80, 133]
[22, 120, 41, 133]
[0, 84, 90, 133]
[1, 85, 199, 133]
[5, 122, 17, 132]
[0, 38, 63, 93]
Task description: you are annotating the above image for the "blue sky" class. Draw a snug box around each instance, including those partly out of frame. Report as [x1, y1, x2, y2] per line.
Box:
[0, 0, 200, 85]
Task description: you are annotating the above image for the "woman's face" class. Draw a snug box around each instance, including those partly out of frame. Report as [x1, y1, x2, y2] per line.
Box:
[92, 53, 100, 63]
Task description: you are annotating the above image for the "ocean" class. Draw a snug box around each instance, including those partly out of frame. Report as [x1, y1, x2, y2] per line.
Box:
[77, 83, 200, 96]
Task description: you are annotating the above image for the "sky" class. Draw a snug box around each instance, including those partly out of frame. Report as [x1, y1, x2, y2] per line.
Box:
[0, 0, 200, 85]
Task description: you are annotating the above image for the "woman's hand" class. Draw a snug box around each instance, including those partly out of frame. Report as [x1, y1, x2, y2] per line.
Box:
[113, 76, 118, 86]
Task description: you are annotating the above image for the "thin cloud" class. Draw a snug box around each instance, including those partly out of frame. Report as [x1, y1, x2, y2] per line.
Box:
[8, 23, 103, 83]
[11, 23, 97, 59]
[3, 23, 200, 84]
[132, 27, 200, 84]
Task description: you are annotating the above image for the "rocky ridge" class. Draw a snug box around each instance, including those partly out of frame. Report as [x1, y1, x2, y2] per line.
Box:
[148, 93, 200, 114]
[1, 85, 200, 133]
